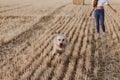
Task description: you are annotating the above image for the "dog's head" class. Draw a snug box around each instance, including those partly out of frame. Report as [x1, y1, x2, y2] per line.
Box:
[54, 34, 68, 48]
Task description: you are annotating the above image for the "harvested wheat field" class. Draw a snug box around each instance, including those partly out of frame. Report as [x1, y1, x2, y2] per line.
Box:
[0, 0, 120, 80]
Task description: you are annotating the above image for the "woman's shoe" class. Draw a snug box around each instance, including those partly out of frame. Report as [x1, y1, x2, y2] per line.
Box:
[103, 32, 106, 37]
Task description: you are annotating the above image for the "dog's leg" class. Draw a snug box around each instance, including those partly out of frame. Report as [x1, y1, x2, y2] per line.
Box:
[52, 48, 56, 56]
[61, 46, 68, 60]
[61, 50, 66, 60]
[61, 53, 65, 58]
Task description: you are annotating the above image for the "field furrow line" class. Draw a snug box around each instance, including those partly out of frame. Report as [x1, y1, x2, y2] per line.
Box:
[106, 7, 120, 39]
[105, 13, 113, 39]
[72, 10, 92, 80]
[59, 7, 89, 79]
[105, 12, 119, 43]
[84, 19, 92, 74]
[106, 7, 120, 26]
[64, 19, 89, 80]
[108, 17, 120, 41]
[105, 14, 112, 36]
[61, 19, 81, 80]
[64, 19, 87, 80]
[89, 19, 99, 79]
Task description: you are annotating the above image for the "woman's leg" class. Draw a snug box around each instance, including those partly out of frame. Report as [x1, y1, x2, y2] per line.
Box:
[94, 10, 100, 33]
[100, 9, 105, 32]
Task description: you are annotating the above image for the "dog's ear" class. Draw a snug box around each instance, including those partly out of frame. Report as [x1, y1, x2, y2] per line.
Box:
[66, 38, 69, 45]
[63, 33, 68, 37]
[51, 32, 57, 37]
[63, 33, 69, 43]
[56, 34, 60, 36]
[53, 35, 56, 42]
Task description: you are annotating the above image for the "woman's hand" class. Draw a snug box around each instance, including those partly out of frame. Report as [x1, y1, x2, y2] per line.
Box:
[113, 9, 117, 13]
[90, 7, 95, 17]
[107, 4, 117, 13]
[90, 12, 92, 17]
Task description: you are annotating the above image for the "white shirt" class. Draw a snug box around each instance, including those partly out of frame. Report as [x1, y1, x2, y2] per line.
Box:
[92, 0, 110, 6]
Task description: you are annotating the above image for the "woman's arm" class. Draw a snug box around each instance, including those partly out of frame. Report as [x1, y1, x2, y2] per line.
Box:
[90, 7, 95, 16]
[107, 4, 117, 13]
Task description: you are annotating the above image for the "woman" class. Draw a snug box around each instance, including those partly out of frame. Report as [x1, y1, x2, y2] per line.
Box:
[90, 0, 117, 38]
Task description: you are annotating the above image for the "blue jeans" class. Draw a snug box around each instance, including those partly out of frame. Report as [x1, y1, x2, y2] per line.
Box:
[94, 9, 105, 33]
